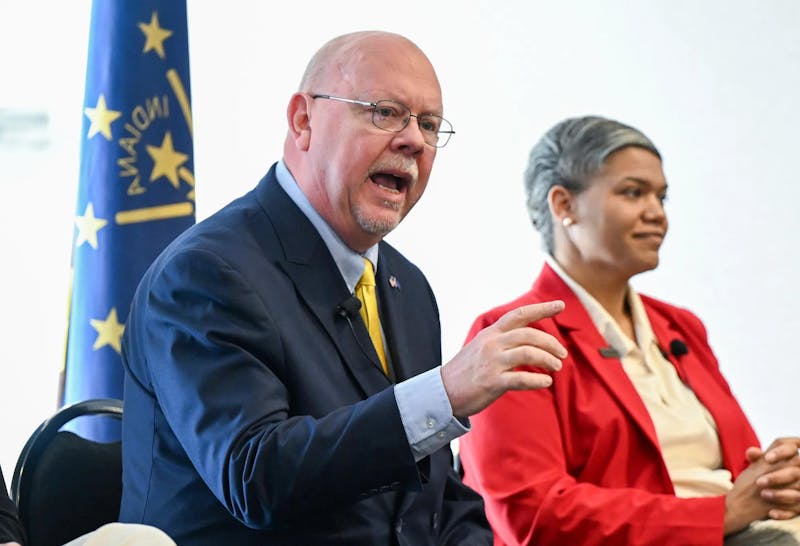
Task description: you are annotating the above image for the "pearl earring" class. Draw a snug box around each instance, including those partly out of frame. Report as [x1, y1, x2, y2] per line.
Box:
[562, 217, 574, 227]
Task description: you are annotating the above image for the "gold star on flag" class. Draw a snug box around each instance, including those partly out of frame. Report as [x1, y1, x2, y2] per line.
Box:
[90, 307, 125, 354]
[84, 94, 122, 140]
[74, 202, 108, 249]
[147, 131, 189, 188]
[139, 11, 173, 59]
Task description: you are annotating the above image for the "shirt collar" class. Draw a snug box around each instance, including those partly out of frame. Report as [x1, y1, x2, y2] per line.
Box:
[275, 160, 379, 292]
[545, 256, 656, 357]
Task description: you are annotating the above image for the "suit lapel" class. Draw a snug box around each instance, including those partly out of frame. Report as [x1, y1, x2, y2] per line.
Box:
[256, 169, 390, 396]
[375, 252, 423, 382]
[535, 265, 662, 450]
[374, 249, 436, 517]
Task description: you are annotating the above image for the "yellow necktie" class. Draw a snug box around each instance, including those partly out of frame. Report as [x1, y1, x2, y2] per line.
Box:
[355, 258, 388, 376]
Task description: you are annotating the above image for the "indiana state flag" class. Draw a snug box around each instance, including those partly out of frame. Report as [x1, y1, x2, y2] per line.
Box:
[62, 0, 195, 440]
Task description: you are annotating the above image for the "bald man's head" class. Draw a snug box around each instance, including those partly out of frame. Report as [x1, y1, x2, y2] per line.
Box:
[298, 31, 437, 95]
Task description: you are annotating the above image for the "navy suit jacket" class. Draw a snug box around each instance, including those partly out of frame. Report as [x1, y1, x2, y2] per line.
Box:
[119, 165, 490, 545]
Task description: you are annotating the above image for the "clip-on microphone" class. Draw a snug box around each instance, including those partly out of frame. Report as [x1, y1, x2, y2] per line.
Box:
[337, 296, 362, 318]
[335, 296, 387, 375]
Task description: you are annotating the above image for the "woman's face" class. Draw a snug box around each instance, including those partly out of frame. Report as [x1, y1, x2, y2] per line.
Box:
[566, 146, 668, 278]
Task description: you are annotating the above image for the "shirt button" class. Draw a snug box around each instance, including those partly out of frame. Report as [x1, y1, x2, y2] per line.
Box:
[426, 417, 436, 429]
[436, 431, 446, 440]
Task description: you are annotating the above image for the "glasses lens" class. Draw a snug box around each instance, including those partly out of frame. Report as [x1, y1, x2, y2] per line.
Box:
[372, 100, 410, 132]
[371, 100, 453, 148]
[419, 114, 453, 148]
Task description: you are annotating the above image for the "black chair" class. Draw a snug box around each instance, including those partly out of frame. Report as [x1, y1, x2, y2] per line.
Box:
[11, 398, 123, 546]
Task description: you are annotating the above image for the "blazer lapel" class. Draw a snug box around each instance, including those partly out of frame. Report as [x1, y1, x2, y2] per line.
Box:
[643, 302, 736, 441]
[256, 169, 390, 396]
[643, 305, 690, 384]
[535, 265, 662, 450]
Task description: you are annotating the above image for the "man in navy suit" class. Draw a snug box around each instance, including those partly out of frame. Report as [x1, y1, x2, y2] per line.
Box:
[119, 30, 567, 545]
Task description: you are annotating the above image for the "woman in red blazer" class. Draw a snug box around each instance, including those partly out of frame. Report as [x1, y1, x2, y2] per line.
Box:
[459, 116, 800, 546]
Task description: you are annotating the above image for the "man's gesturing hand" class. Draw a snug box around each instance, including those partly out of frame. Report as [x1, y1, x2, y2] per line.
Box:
[441, 301, 567, 418]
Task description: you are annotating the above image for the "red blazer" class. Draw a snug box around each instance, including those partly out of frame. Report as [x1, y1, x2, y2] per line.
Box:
[459, 264, 759, 546]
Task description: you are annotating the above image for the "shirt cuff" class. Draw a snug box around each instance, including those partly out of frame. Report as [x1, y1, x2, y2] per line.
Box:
[394, 366, 470, 462]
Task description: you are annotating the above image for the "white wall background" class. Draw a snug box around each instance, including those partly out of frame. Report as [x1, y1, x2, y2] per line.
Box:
[2, 0, 799, 478]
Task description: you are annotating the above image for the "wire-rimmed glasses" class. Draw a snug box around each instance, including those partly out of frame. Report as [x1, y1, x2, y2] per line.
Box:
[312, 94, 455, 148]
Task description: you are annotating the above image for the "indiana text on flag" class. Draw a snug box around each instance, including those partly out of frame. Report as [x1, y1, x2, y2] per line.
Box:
[62, 0, 195, 440]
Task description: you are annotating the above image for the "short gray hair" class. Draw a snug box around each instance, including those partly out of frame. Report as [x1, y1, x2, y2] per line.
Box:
[524, 115, 660, 253]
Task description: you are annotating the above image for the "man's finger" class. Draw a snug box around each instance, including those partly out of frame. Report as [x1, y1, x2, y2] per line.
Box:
[495, 301, 565, 332]
[501, 370, 554, 391]
[502, 345, 563, 372]
[500, 327, 567, 361]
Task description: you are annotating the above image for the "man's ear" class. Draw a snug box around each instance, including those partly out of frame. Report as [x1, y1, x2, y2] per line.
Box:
[286, 93, 312, 151]
[548, 185, 575, 225]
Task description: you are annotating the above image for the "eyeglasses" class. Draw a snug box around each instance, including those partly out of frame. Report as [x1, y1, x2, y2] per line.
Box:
[311, 94, 455, 148]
